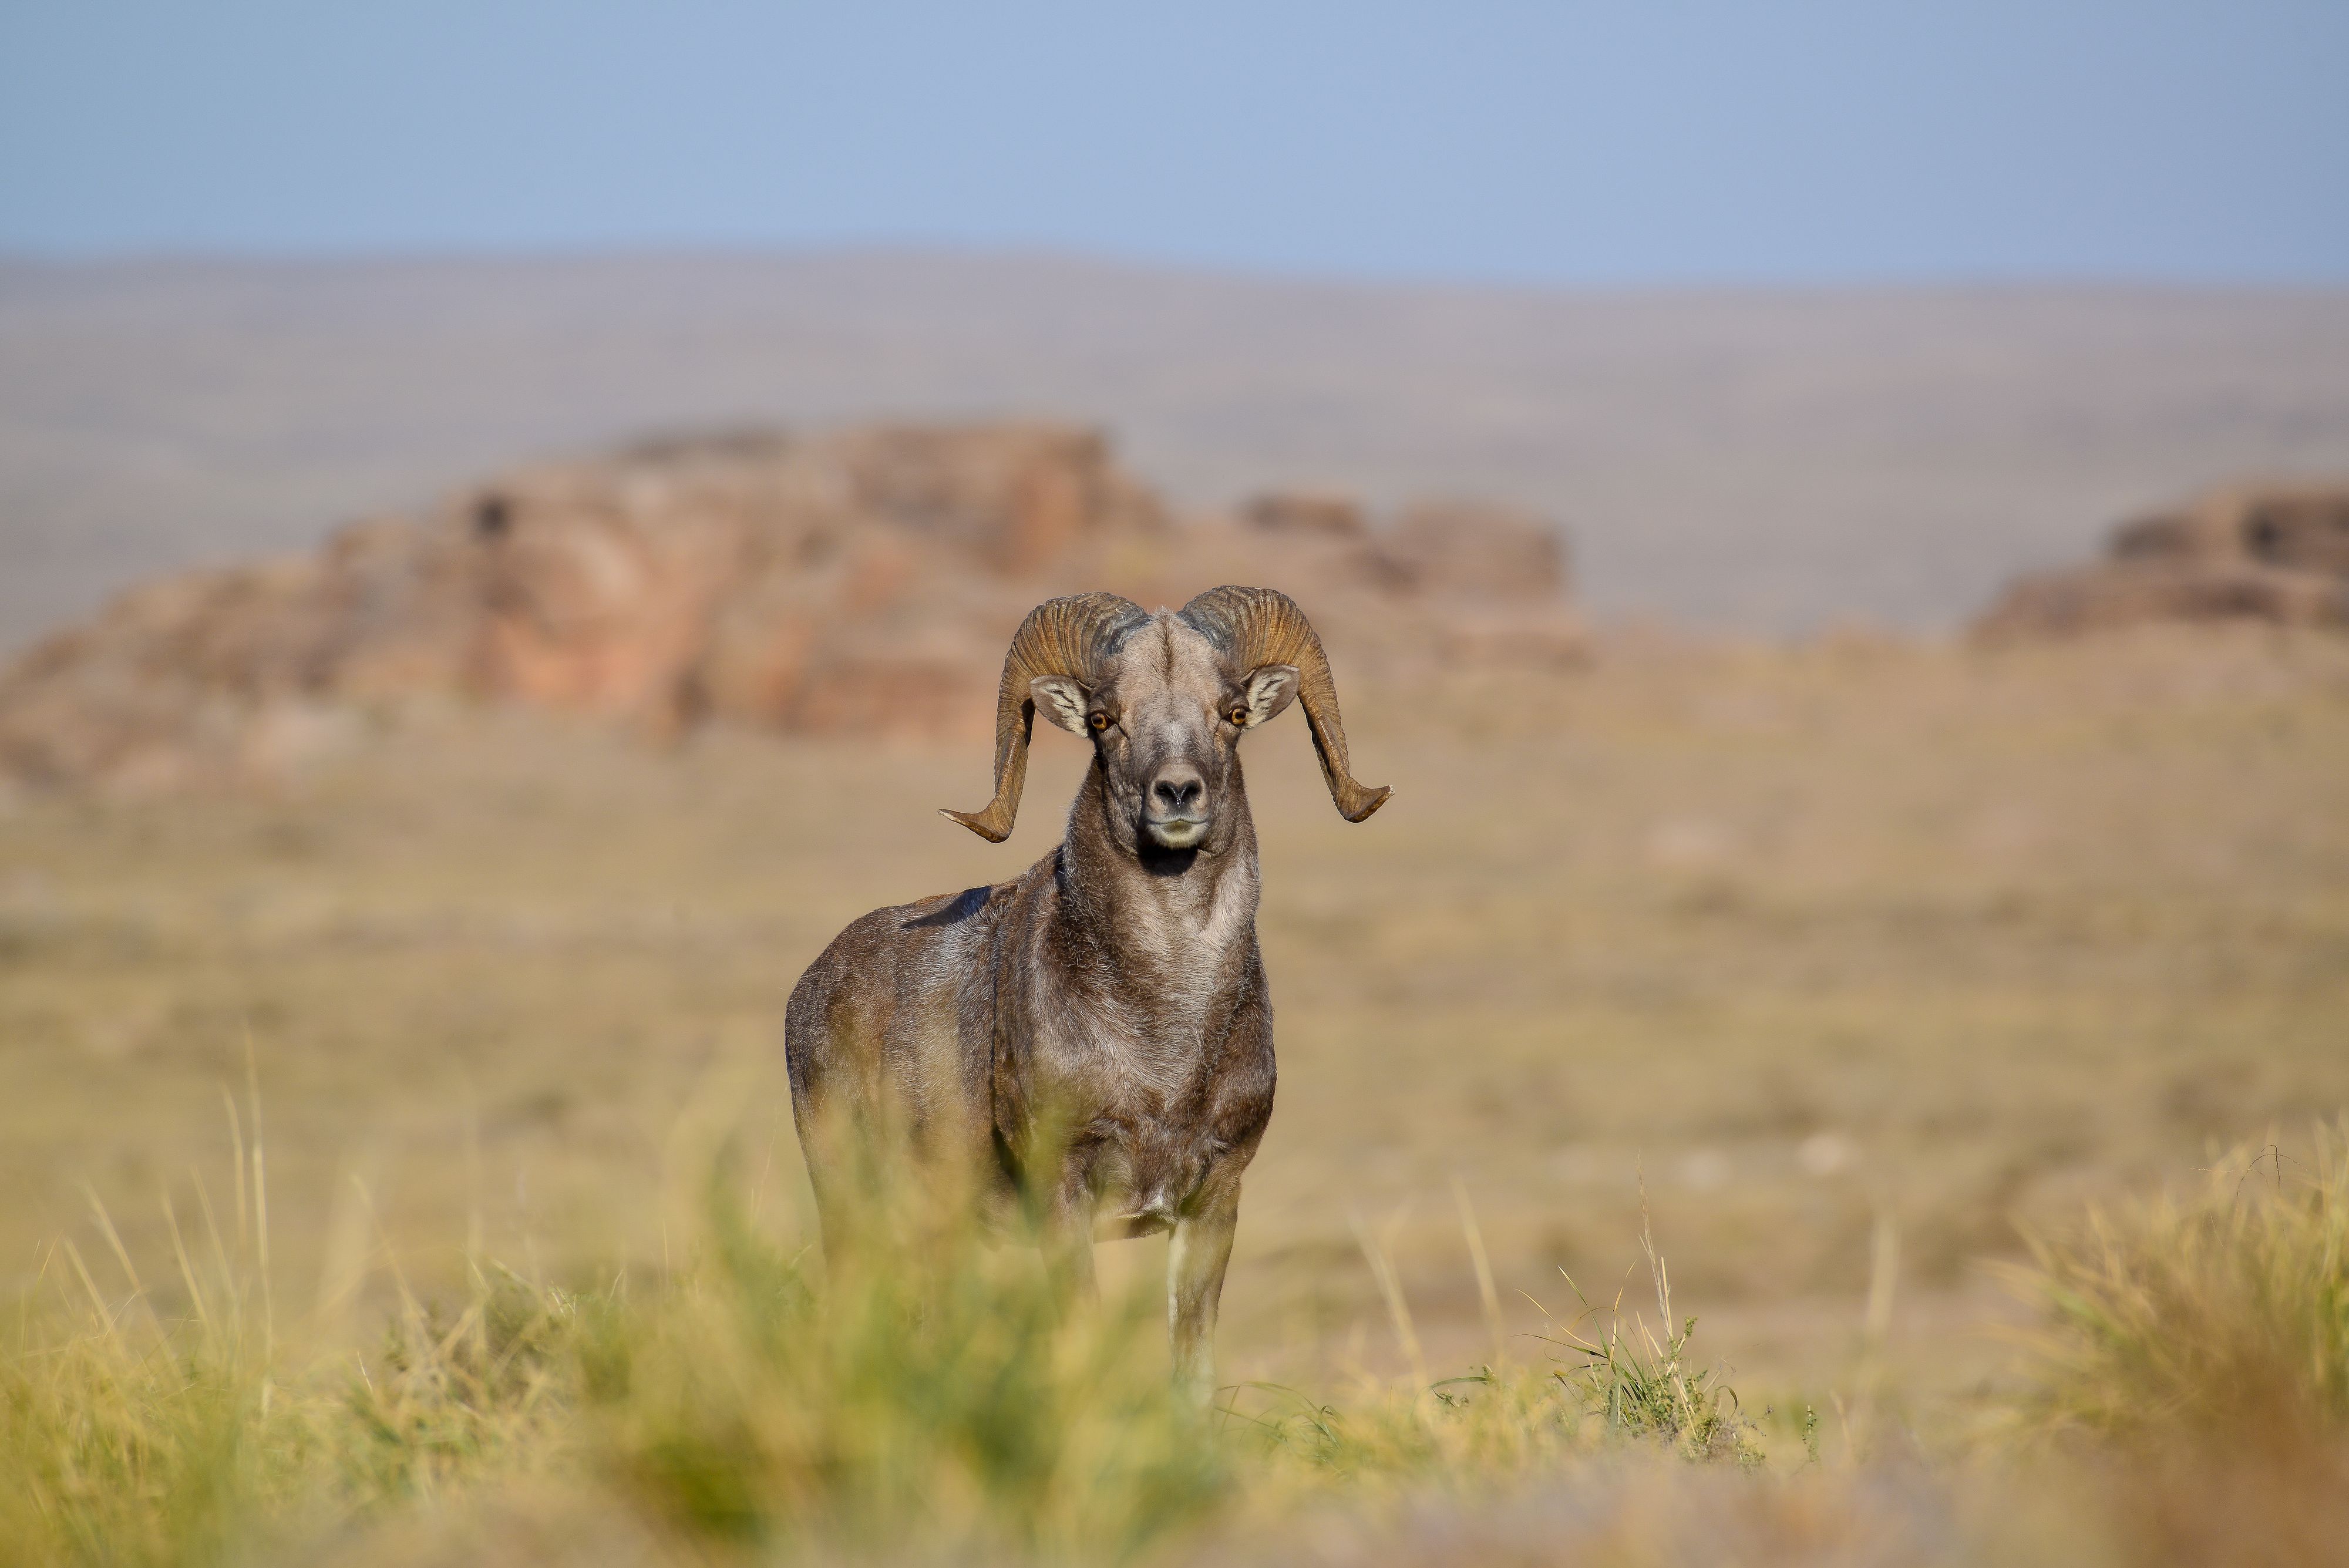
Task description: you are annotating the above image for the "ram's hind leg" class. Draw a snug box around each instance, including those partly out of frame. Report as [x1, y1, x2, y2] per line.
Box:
[788, 1092, 853, 1261]
[1045, 1168, 1101, 1304]
[784, 974, 889, 1263]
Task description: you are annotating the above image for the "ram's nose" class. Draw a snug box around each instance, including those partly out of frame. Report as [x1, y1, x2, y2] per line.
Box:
[1145, 763, 1210, 847]
[1149, 767, 1206, 818]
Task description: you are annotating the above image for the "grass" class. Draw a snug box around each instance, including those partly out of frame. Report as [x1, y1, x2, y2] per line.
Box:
[2003, 1123, 2349, 1449]
[1543, 1203, 1761, 1465]
[4, 1105, 1787, 1568]
[2, 1080, 576, 1566]
[14, 1118, 2349, 1566]
[576, 1152, 1229, 1562]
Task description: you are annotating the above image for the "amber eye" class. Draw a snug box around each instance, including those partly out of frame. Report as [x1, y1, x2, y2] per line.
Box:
[1088, 712, 1110, 732]
[1227, 705, 1249, 726]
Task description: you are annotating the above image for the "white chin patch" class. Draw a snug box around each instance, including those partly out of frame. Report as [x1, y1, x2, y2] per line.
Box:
[1147, 818, 1209, 849]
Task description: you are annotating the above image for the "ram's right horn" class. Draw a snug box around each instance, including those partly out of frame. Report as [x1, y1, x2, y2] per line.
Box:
[941, 593, 1152, 842]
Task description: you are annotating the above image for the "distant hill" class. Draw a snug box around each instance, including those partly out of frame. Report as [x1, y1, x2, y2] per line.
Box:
[4, 253, 2348, 648]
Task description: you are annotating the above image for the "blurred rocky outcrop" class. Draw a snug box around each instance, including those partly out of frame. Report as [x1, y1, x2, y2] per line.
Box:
[0, 423, 1580, 792]
[1976, 484, 2349, 640]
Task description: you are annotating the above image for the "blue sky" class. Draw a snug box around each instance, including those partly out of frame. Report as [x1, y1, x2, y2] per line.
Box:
[2, 1, 2344, 282]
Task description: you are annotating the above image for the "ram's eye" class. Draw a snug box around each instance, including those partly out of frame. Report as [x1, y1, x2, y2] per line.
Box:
[1088, 712, 1110, 732]
[1227, 705, 1249, 726]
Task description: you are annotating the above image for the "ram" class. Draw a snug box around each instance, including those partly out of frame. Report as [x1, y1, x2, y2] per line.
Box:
[785, 586, 1389, 1397]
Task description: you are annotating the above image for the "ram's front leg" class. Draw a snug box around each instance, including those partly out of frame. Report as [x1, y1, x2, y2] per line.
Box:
[1167, 1195, 1240, 1404]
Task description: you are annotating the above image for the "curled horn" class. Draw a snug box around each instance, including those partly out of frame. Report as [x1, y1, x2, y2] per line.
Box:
[1178, 586, 1391, 823]
[942, 592, 1151, 842]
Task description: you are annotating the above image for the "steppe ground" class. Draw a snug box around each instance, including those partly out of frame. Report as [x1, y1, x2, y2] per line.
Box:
[6, 623, 2346, 1425]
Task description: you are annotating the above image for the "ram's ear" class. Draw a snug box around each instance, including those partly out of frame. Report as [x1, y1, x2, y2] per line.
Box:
[1028, 674, 1093, 736]
[1240, 664, 1300, 728]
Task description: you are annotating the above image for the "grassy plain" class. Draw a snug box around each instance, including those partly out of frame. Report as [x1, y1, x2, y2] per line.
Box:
[5, 624, 2349, 1561]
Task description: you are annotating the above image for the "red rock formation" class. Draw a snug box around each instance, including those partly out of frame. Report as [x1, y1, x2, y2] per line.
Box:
[0, 423, 1580, 791]
[1975, 483, 2349, 640]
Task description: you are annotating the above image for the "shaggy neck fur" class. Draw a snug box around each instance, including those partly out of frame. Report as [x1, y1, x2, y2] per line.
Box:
[1058, 754, 1260, 1031]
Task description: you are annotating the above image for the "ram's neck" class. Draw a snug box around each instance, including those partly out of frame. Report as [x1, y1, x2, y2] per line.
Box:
[1058, 763, 1261, 968]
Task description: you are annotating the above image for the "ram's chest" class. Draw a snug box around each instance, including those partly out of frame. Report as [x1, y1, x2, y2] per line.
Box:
[1027, 880, 1254, 1108]
[1071, 974, 1257, 1224]
[1046, 957, 1225, 1118]
[1002, 854, 1267, 1224]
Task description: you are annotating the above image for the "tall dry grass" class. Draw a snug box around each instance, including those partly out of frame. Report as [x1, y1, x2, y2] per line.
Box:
[1977, 1126, 2349, 1566]
[2002, 1124, 2349, 1449]
[2, 1107, 1768, 1568]
[17, 1106, 2349, 1566]
[2, 1088, 576, 1565]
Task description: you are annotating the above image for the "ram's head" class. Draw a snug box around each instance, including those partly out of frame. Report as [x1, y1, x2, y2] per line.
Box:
[944, 587, 1390, 853]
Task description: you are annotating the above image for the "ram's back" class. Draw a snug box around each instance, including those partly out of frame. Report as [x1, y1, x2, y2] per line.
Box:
[783, 869, 1035, 1153]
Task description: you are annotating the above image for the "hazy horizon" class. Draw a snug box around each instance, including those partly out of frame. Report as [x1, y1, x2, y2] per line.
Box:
[6, 249, 2347, 652]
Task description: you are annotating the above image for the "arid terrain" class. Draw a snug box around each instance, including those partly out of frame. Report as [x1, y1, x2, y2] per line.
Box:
[8, 618, 2344, 1415]
[6, 264, 2349, 1563]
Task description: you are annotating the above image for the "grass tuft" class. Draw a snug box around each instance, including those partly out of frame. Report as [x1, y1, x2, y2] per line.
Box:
[2001, 1123, 2349, 1448]
[1542, 1204, 1761, 1465]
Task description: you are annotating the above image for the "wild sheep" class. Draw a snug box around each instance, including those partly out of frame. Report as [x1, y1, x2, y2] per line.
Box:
[784, 586, 1389, 1397]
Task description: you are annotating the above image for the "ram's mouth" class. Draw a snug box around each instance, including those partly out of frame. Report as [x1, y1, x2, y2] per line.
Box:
[1145, 816, 1210, 850]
